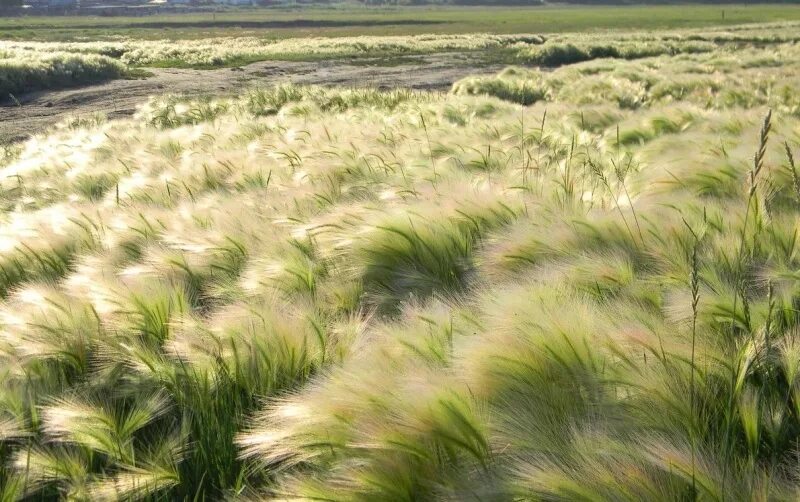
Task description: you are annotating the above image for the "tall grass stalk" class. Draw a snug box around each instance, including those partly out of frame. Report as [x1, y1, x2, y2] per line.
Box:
[588, 157, 639, 246]
[683, 215, 702, 500]
[420, 112, 437, 183]
[721, 109, 772, 499]
[785, 142, 800, 203]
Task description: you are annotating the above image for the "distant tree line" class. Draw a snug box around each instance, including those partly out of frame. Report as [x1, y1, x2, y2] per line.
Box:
[357, 0, 800, 4]
[357, 0, 543, 4]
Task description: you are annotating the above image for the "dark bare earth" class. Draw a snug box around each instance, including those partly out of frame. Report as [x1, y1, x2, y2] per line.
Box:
[0, 53, 501, 143]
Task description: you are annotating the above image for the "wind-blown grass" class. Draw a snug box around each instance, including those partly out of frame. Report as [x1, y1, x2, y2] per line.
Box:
[453, 44, 800, 114]
[453, 45, 800, 114]
[0, 34, 540, 69]
[3, 31, 800, 501]
[1, 21, 799, 71]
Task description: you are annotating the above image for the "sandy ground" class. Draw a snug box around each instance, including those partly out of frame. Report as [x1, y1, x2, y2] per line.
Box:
[0, 53, 502, 143]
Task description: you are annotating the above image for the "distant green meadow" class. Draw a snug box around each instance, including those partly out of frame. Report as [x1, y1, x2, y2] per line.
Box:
[3, 5, 800, 41]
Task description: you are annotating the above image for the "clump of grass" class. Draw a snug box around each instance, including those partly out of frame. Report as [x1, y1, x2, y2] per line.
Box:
[517, 39, 715, 66]
[454, 68, 547, 106]
[0, 49, 125, 97]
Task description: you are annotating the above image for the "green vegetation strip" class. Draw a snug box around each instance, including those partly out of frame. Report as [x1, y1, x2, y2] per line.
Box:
[3, 5, 800, 41]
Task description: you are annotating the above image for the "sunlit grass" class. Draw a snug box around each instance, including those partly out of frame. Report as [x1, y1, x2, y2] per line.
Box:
[3, 26, 800, 501]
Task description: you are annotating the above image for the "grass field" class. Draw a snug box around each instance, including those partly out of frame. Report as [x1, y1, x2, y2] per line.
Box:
[4, 10, 800, 502]
[3, 5, 800, 41]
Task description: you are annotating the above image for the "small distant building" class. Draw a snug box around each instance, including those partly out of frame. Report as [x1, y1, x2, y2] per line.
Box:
[48, 0, 77, 6]
[212, 0, 254, 5]
[18, 0, 78, 11]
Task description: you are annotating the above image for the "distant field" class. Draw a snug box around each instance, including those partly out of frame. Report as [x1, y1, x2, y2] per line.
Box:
[3, 5, 800, 41]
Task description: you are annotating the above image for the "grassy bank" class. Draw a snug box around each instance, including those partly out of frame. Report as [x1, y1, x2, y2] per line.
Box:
[0, 49, 128, 100]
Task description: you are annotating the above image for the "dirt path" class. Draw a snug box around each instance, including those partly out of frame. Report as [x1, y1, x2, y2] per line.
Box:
[0, 53, 502, 143]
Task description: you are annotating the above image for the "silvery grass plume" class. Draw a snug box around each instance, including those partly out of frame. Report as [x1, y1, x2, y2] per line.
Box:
[2, 35, 800, 500]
